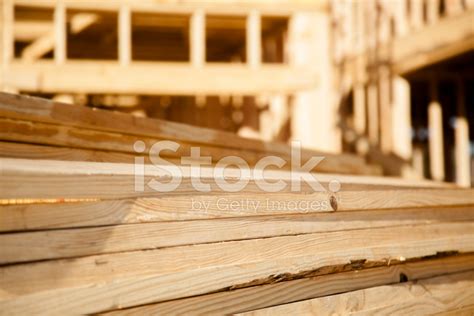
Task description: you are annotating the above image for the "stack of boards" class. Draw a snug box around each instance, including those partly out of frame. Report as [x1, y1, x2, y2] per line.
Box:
[1, 92, 474, 315]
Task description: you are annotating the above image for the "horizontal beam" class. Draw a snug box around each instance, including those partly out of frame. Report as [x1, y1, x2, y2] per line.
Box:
[12, 0, 328, 16]
[393, 9, 474, 74]
[4, 61, 318, 95]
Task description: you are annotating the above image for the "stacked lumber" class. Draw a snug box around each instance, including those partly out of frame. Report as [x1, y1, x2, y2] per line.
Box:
[1, 93, 474, 315]
[0, 93, 378, 175]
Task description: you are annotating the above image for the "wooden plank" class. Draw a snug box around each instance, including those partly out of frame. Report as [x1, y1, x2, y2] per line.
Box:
[14, 21, 52, 41]
[0, 117, 265, 165]
[367, 82, 378, 144]
[246, 10, 261, 68]
[1, 0, 13, 78]
[1, 184, 470, 231]
[190, 9, 205, 67]
[393, 10, 474, 74]
[392, 0, 408, 36]
[428, 80, 445, 182]
[118, 5, 131, 66]
[435, 305, 474, 316]
[426, 0, 440, 24]
[455, 80, 470, 187]
[445, 0, 463, 16]
[11, 0, 326, 16]
[0, 93, 367, 173]
[379, 67, 391, 153]
[103, 254, 474, 315]
[241, 270, 474, 315]
[409, 0, 423, 30]
[0, 141, 169, 164]
[0, 117, 374, 174]
[22, 14, 98, 62]
[1, 223, 474, 314]
[2, 0, 13, 65]
[2, 206, 474, 263]
[391, 76, 412, 159]
[4, 60, 319, 95]
[53, 0, 66, 65]
[0, 157, 460, 200]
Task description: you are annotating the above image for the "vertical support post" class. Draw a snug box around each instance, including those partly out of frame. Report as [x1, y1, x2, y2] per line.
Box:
[392, 76, 412, 160]
[119, 4, 131, 66]
[1, 0, 14, 91]
[190, 9, 205, 67]
[289, 12, 341, 153]
[353, 83, 367, 154]
[410, 0, 423, 30]
[54, 0, 66, 65]
[2, 0, 13, 67]
[454, 80, 471, 187]
[367, 81, 379, 145]
[426, 0, 439, 24]
[246, 9, 261, 68]
[379, 67, 392, 153]
[393, 0, 408, 36]
[428, 79, 445, 181]
[445, 0, 463, 16]
[267, 94, 288, 141]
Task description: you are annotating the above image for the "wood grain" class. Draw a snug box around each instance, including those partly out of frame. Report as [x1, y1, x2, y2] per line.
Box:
[102, 254, 474, 315]
[1, 223, 474, 314]
[239, 270, 474, 315]
[2, 206, 474, 263]
[0, 158, 457, 200]
[0, 92, 373, 175]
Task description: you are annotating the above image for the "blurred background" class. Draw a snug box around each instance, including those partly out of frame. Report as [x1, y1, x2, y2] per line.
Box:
[1, 0, 473, 186]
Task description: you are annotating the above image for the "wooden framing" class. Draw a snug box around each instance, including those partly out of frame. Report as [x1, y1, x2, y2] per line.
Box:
[21, 13, 98, 62]
[455, 80, 471, 187]
[246, 10, 261, 68]
[393, 9, 474, 75]
[11, 0, 327, 16]
[367, 82, 378, 144]
[428, 79, 445, 182]
[53, 0, 66, 65]
[1, 0, 326, 100]
[118, 4, 132, 66]
[391, 76, 412, 160]
[3, 61, 318, 95]
[1, 0, 14, 89]
[190, 9, 205, 67]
